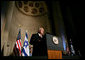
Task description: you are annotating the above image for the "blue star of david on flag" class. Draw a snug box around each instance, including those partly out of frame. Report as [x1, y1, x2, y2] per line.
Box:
[24, 41, 29, 48]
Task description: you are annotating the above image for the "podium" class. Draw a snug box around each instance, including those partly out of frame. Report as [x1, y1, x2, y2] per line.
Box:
[46, 34, 64, 59]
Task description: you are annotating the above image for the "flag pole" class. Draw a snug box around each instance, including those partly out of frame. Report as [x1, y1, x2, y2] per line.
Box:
[19, 24, 21, 30]
[19, 24, 21, 56]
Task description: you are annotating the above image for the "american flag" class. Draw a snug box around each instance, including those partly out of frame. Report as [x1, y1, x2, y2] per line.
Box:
[16, 29, 22, 56]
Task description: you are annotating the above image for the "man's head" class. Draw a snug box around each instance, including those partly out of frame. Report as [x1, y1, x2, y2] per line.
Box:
[38, 27, 44, 35]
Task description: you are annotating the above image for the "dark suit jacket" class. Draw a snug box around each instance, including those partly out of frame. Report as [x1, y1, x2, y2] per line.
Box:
[30, 33, 47, 56]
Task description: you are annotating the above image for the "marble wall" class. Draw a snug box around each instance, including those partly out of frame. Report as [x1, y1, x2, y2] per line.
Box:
[1, 1, 52, 56]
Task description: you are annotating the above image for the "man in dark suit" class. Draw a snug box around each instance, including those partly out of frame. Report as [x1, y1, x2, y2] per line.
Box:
[30, 27, 47, 56]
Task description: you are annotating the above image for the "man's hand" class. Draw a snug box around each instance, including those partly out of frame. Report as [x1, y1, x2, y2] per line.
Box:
[39, 40, 41, 42]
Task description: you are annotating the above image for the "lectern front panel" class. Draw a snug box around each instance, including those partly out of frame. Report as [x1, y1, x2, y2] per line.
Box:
[46, 34, 64, 51]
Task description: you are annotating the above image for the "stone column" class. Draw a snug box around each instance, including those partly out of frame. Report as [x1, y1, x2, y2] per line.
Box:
[3, 1, 15, 56]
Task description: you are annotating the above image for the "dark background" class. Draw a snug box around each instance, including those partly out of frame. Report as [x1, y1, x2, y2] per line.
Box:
[47, 0, 84, 55]
[59, 1, 84, 56]
[46, 0, 84, 57]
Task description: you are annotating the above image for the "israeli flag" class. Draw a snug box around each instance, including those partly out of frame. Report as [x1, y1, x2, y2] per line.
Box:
[22, 31, 30, 56]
